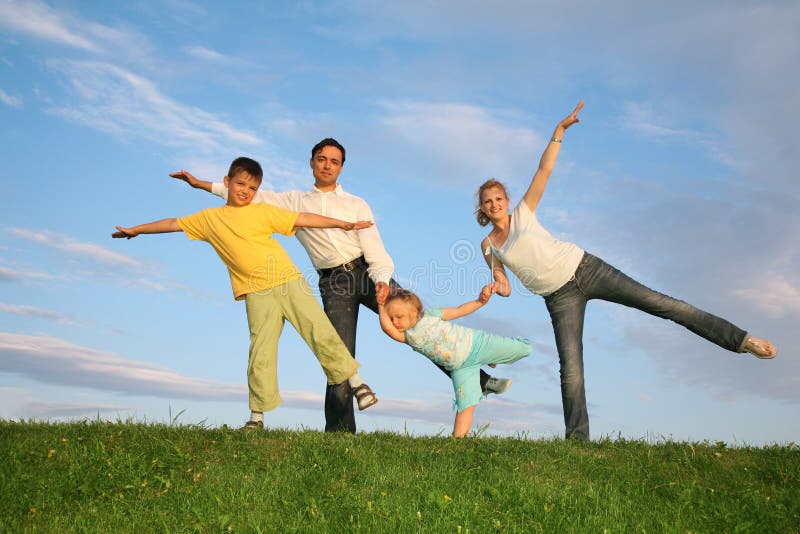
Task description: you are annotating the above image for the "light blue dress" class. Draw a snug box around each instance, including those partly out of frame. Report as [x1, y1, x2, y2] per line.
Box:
[404, 307, 532, 411]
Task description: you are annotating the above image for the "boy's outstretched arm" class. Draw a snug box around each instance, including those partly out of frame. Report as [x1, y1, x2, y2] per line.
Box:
[440, 283, 496, 321]
[169, 170, 213, 193]
[112, 218, 182, 239]
[377, 303, 406, 343]
[294, 212, 373, 231]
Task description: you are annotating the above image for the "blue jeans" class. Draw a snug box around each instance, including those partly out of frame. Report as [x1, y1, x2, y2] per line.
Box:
[544, 252, 748, 441]
[319, 260, 492, 433]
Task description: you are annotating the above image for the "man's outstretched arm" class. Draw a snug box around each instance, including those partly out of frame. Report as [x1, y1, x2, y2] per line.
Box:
[170, 169, 293, 208]
[169, 170, 213, 193]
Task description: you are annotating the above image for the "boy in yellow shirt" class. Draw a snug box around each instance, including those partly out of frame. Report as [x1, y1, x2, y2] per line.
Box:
[113, 157, 378, 429]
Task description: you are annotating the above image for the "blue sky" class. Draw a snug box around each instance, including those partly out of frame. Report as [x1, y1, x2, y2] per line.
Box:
[1, 0, 797, 444]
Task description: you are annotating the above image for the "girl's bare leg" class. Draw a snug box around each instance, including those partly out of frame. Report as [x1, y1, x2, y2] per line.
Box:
[453, 405, 477, 438]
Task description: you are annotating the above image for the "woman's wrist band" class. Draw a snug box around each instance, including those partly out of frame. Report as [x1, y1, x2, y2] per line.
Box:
[551, 137, 562, 143]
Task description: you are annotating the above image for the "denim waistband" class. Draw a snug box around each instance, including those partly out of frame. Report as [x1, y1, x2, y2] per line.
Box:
[316, 256, 366, 277]
[543, 251, 590, 299]
[575, 251, 592, 273]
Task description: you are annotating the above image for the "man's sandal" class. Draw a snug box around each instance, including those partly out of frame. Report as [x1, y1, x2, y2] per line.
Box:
[353, 384, 378, 411]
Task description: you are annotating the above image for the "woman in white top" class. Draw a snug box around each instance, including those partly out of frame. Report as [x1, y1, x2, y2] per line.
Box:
[477, 101, 777, 441]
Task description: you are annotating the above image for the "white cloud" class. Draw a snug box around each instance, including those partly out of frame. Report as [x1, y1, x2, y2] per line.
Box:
[25, 401, 130, 419]
[0, 386, 130, 419]
[732, 274, 800, 317]
[0, 0, 155, 60]
[0, 332, 245, 401]
[376, 100, 541, 186]
[0, 303, 81, 326]
[622, 101, 691, 139]
[0, 88, 22, 107]
[9, 228, 144, 269]
[621, 101, 742, 169]
[0, 265, 58, 282]
[0, 0, 97, 51]
[4, 227, 189, 294]
[184, 46, 227, 62]
[618, 314, 798, 404]
[133, 278, 170, 292]
[45, 60, 261, 151]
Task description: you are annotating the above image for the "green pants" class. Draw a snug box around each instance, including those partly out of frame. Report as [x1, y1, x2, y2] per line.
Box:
[244, 277, 360, 412]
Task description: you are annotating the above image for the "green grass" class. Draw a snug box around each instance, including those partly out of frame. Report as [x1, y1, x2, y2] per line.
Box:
[1, 420, 798, 532]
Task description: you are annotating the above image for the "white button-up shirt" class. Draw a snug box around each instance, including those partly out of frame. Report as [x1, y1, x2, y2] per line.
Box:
[212, 182, 395, 284]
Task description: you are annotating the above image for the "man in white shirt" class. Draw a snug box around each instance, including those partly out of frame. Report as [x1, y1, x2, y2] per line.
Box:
[172, 138, 510, 433]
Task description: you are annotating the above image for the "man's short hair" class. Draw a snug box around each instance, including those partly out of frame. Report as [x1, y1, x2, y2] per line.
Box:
[311, 138, 346, 164]
[228, 157, 263, 180]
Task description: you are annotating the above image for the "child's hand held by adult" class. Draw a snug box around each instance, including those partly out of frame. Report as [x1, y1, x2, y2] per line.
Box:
[479, 282, 496, 303]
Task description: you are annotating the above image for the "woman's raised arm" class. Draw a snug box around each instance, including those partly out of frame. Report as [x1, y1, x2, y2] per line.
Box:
[522, 101, 584, 213]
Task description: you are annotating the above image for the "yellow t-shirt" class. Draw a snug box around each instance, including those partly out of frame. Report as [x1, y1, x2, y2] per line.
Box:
[177, 203, 301, 300]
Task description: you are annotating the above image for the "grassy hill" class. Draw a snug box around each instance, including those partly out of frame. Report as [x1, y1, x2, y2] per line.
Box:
[1, 420, 797, 532]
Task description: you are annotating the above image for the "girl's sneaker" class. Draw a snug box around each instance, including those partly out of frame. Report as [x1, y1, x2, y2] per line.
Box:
[483, 377, 512, 395]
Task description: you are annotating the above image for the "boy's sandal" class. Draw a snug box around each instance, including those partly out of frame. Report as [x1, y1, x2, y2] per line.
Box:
[353, 384, 378, 411]
[242, 420, 264, 430]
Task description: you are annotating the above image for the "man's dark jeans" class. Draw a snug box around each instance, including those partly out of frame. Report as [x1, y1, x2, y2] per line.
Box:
[544, 252, 748, 441]
[319, 261, 490, 433]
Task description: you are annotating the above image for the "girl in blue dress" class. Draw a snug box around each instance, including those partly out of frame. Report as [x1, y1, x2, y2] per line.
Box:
[378, 286, 532, 437]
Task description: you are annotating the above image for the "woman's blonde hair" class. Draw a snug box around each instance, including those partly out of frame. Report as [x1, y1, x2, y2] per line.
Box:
[475, 179, 510, 227]
[384, 288, 423, 316]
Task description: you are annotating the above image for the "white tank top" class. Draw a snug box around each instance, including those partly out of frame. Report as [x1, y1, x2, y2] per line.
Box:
[487, 201, 584, 296]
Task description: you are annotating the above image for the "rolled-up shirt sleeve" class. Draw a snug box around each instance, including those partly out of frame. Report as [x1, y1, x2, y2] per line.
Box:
[210, 182, 227, 200]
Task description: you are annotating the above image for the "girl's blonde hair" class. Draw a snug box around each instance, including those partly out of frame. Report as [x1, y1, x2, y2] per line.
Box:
[475, 179, 510, 227]
[384, 288, 423, 316]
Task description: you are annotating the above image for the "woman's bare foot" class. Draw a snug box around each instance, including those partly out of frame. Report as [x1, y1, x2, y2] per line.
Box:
[744, 336, 777, 359]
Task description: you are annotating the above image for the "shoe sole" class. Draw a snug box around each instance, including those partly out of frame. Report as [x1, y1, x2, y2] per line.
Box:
[358, 396, 378, 411]
[242, 421, 263, 430]
[486, 380, 512, 395]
